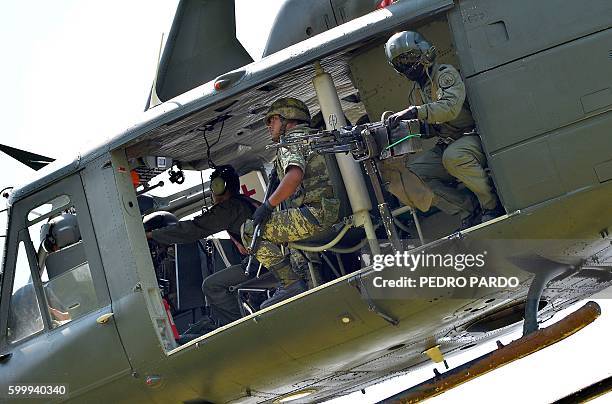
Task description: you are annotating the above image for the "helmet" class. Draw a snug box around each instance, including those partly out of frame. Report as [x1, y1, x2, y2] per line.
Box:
[40, 213, 81, 252]
[210, 165, 240, 196]
[265, 97, 311, 126]
[137, 194, 157, 216]
[384, 31, 436, 80]
[142, 211, 178, 232]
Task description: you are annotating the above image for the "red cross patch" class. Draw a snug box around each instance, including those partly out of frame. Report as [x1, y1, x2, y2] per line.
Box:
[241, 184, 256, 197]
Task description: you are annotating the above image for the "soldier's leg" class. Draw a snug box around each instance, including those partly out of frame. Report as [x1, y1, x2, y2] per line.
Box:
[409, 145, 475, 218]
[290, 249, 322, 288]
[379, 157, 434, 212]
[253, 240, 301, 285]
[442, 135, 497, 211]
[242, 208, 320, 286]
[202, 263, 249, 326]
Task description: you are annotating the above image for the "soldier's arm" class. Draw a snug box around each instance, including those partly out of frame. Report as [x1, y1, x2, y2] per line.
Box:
[268, 166, 303, 207]
[415, 65, 465, 124]
[149, 201, 237, 244]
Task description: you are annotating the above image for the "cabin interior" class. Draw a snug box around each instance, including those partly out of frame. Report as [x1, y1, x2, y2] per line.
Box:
[121, 1, 611, 349]
[121, 13, 493, 345]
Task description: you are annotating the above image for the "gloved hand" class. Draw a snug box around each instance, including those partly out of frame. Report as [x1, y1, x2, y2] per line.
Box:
[252, 200, 274, 227]
[387, 106, 418, 129]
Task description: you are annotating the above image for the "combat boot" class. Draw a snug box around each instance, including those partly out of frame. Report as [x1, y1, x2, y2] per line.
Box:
[260, 279, 308, 309]
[481, 205, 505, 223]
[459, 206, 481, 230]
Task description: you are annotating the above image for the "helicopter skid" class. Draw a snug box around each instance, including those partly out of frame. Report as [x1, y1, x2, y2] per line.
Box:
[380, 301, 602, 403]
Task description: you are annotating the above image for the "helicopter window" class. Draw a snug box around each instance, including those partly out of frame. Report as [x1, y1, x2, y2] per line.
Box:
[0, 205, 7, 271]
[26, 195, 70, 222]
[7, 241, 44, 344]
[27, 203, 99, 330]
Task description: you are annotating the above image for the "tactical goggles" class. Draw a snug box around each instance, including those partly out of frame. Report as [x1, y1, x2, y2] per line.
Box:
[391, 50, 421, 71]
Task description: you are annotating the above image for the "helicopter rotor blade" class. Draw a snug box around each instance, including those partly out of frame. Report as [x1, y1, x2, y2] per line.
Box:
[0, 143, 55, 171]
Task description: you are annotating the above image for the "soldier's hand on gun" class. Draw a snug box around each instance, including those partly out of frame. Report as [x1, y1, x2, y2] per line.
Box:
[387, 106, 418, 129]
[252, 200, 274, 227]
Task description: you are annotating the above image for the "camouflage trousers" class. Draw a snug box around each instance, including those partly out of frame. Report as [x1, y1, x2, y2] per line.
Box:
[408, 135, 497, 218]
[242, 205, 333, 286]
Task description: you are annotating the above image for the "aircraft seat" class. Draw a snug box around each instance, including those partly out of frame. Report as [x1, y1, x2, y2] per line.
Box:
[229, 271, 276, 317]
[45, 241, 87, 279]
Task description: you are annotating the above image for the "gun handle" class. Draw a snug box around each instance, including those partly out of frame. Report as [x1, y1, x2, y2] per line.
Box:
[244, 255, 254, 276]
[244, 224, 262, 275]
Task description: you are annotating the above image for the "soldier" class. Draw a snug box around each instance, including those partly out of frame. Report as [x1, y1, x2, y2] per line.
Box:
[146, 165, 260, 337]
[147, 165, 257, 248]
[383, 31, 503, 227]
[244, 97, 340, 309]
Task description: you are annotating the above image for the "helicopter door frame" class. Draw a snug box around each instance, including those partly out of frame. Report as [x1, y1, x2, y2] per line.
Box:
[0, 173, 132, 399]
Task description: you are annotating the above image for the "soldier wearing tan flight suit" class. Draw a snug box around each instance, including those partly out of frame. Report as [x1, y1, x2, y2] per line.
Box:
[244, 97, 340, 309]
[384, 31, 503, 227]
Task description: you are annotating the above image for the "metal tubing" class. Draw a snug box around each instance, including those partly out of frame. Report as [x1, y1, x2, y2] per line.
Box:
[312, 62, 379, 255]
[335, 253, 347, 275]
[329, 238, 369, 254]
[391, 206, 424, 245]
[378, 301, 601, 404]
[307, 261, 320, 288]
[289, 223, 352, 252]
[321, 253, 341, 278]
[411, 208, 425, 245]
[391, 206, 412, 217]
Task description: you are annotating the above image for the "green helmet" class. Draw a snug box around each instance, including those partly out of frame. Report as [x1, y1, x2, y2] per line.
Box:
[265, 97, 311, 125]
[384, 31, 436, 79]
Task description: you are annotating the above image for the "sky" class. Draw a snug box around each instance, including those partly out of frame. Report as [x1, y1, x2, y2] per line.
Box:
[0, 1, 610, 403]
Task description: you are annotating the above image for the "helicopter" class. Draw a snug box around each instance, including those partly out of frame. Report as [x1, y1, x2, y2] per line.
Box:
[1, 0, 611, 403]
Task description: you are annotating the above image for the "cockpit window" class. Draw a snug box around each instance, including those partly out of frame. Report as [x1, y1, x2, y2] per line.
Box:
[26, 202, 99, 330]
[27, 194, 70, 223]
[0, 204, 7, 273]
[7, 241, 44, 343]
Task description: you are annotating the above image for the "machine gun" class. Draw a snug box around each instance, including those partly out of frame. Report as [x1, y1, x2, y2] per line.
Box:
[266, 119, 422, 160]
[267, 119, 423, 252]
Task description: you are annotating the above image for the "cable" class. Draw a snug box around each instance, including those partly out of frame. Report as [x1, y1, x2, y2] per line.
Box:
[200, 116, 226, 169]
[199, 169, 209, 214]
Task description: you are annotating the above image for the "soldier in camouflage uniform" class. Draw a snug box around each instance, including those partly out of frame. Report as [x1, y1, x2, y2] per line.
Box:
[384, 31, 503, 226]
[244, 97, 340, 309]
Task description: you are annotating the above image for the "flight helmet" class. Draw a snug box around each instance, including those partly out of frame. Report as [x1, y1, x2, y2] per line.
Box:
[40, 213, 81, 252]
[384, 31, 436, 81]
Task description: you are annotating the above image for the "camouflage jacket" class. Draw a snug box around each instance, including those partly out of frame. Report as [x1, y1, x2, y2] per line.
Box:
[409, 63, 475, 139]
[275, 124, 337, 210]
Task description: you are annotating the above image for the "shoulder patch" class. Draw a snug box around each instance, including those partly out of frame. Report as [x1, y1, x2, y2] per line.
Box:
[438, 71, 456, 89]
